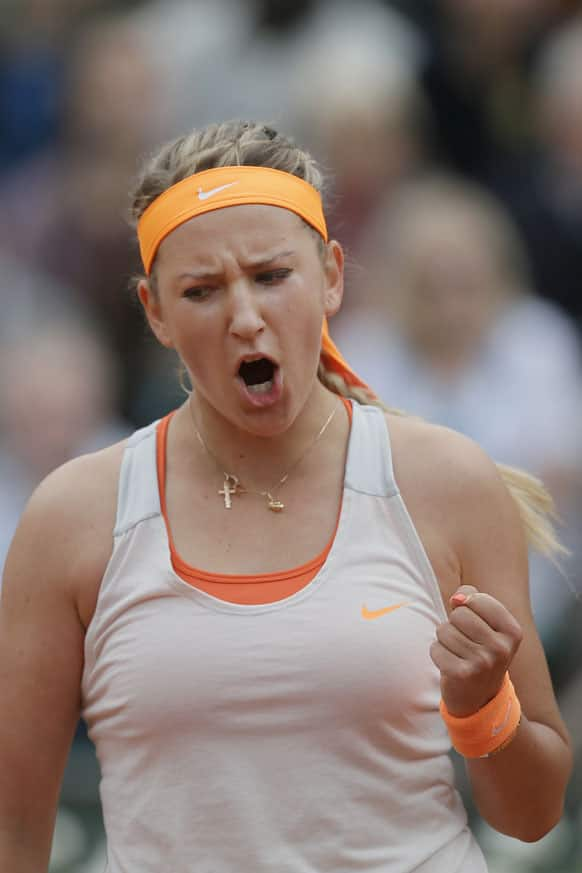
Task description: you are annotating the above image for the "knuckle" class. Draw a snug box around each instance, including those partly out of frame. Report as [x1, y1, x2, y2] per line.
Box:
[496, 636, 514, 662]
[511, 620, 524, 647]
[476, 647, 496, 671]
[456, 660, 477, 682]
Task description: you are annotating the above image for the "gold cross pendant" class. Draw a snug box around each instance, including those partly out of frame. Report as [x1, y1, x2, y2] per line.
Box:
[219, 474, 241, 509]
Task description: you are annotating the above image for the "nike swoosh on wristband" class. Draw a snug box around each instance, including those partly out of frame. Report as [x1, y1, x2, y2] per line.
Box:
[491, 698, 513, 736]
[361, 603, 410, 620]
[197, 182, 239, 200]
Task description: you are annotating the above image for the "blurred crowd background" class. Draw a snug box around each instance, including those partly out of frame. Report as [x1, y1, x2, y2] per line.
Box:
[1, 0, 582, 870]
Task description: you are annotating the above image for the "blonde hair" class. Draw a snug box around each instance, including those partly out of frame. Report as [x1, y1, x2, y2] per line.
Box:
[129, 120, 324, 227]
[130, 120, 562, 558]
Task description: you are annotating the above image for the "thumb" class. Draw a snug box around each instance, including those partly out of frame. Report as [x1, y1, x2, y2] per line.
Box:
[450, 585, 479, 608]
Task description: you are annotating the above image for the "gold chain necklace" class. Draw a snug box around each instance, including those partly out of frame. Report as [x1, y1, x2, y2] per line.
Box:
[188, 399, 340, 512]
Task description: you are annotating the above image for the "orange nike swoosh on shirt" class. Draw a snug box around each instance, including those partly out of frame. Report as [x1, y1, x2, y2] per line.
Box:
[361, 603, 410, 620]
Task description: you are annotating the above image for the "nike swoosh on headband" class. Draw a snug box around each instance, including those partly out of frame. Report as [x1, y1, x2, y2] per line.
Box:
[197, 182, 238, 200]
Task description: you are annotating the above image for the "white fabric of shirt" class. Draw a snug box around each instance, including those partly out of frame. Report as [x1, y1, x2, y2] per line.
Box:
[82, 402, 488, 873]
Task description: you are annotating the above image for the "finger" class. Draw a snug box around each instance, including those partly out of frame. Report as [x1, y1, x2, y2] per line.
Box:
[455, 592, 523, 640]
[449, 605, 499, 647]
[430, 638, 470, 676]
[450, 585, 479, 608]
[439, 615, 516, 676]
[435, 621, 481, 661]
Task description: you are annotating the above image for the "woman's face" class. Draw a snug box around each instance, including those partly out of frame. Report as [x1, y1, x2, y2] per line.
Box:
[139, 204, 343, 435]
[392, 211, 503, 359]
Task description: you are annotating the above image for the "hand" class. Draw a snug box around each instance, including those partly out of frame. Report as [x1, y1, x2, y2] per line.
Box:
[430, 585, 523, 717]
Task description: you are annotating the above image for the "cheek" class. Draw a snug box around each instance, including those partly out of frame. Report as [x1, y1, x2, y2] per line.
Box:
[281, 285, 324, 340]
[170, 309, 218, 374]
[286, 270, 327, 319]
[286, 305, 325, 373]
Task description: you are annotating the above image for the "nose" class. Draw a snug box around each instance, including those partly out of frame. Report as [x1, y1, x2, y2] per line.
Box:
[228, 281, 265, 340]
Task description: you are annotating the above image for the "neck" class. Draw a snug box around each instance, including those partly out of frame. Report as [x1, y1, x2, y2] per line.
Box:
[185, 382, 343, 489]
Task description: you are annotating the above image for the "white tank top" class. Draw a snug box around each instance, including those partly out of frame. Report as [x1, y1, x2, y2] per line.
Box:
[82, 402, 488, 873]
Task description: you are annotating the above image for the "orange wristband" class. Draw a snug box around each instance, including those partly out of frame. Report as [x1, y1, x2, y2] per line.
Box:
[439, 672, 522, 758]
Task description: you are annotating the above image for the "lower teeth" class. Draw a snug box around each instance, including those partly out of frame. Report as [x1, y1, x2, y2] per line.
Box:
[247, 379, 274, 394]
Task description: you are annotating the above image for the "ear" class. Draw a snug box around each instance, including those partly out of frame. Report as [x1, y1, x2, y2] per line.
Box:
[322, 240, 344, 318]
[137, 279, 174, 349]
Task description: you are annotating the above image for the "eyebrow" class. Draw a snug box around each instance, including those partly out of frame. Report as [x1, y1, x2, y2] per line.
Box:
[176, 250, 296, 282]
[245, 249, 295, 268]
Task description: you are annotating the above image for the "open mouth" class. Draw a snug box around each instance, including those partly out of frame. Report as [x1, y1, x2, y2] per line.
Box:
[238, 357, 278, 395]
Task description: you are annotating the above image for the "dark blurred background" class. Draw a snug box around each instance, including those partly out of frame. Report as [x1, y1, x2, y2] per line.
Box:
[0, 2, 581, 870]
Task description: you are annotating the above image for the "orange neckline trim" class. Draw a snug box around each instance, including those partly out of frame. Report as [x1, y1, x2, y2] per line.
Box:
[157, 399, 352, 585]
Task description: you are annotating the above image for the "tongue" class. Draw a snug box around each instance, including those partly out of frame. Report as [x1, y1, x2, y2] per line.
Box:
[247, 380, 273, 394]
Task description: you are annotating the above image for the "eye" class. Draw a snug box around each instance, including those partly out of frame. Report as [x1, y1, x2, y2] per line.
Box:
[183, 286, 213, 301]
[256, 268, 292, 285]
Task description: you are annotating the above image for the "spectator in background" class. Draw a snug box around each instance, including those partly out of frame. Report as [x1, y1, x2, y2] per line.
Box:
[333, 174, 582, 652]
[128, 0, 255, 133]
[0, 10, 164, 423]
[288, 10, 427, 325]
[0, 0, 103, 173]
[498, 15, 582, 331]
[291, 38, 429, 269]
[0, 319, 130, 576]
[129, 0, 422, 141]
[0, 253, 79, 343]
[419, 0, 564, 184]
[242, 0, 422, 136]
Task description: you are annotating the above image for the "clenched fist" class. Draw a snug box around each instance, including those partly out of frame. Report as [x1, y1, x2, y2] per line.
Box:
[430, 585, 524, 717]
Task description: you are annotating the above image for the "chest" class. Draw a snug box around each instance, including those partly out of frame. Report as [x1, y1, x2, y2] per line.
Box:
[166, 461, 345, 575]
[83, 489, 446, 744]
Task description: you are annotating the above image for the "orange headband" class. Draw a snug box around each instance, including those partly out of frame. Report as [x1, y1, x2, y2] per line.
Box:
[137, 165, 372, 395]
[137, 166, 328, 275]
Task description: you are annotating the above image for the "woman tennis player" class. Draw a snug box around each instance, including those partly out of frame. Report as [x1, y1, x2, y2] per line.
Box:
[0, 121, 572, 872]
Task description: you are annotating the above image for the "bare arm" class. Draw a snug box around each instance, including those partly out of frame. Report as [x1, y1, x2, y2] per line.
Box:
[427, 430, 572, 841]
[0, 452, 117, 871]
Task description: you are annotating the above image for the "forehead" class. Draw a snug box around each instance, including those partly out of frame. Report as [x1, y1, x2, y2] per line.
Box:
[154, 203, 313, 273]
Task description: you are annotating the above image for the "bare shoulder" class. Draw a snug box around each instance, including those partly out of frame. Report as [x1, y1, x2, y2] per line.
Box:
[15, 439, 125, 556]
[386, 411, 510, 509]
[0, 440, 127, 849]
[385, 411, 528, 605]
[2, 440, 126, 626]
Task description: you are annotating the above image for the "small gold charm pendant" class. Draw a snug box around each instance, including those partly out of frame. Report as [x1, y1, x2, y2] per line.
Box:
[267, 496, 285, 512]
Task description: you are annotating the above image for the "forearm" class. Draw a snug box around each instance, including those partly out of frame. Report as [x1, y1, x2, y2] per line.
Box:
[466, 715, 572, 841]
[0, 848, 50, 873]
[0, 813, 54, 873]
